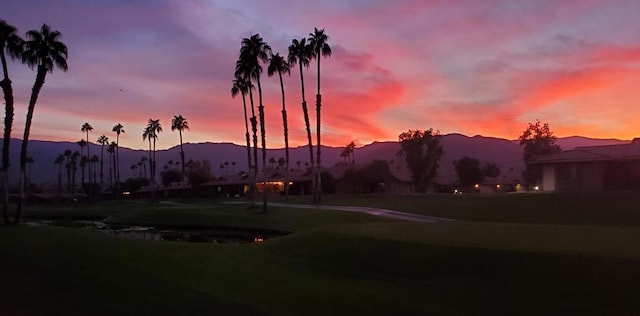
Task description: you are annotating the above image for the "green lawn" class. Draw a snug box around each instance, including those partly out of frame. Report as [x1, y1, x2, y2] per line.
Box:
[2, 193, 640, 315]
[282, 191, 640, 226]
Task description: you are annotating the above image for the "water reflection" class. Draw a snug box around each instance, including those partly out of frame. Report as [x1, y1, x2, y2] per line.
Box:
[26, 220, 288, 244]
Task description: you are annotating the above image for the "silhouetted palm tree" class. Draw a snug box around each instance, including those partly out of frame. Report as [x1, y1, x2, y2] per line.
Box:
[63, 149, 72, 193]
[77, 139, 87, 186]
[81, 122, 93, 184]
[239, 34, 271, 212]
[1, 20, 23, 224]
[54, 154, 64, 196]
[107, 142, 116, 188]
[309, 27, 332, 203]
[268, 52, 292, 196]
[231, 77, 253, 174]
[97, 135, 108, 187]
[235, 55, 259, 205]
[171, 114, 189, 184]
[144, 118, 162, 201]
[112, 123, 124, 196]
[16, 23, 68, 224]
[141, 156, 148, 179]
[288, 37, 316, 201]
[90, 155, 99, 187]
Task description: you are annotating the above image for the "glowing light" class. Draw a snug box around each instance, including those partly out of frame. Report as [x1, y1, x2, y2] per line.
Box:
[254, 236, 264, 243]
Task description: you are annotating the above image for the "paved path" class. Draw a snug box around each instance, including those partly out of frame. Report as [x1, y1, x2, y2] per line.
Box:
[226, 201, 454, 223]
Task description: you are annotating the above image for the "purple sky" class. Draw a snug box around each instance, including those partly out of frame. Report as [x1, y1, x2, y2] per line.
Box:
[3, 0, 640, 150]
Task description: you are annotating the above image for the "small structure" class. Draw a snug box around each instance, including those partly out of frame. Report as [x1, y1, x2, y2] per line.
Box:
[528, 138, 640, 192]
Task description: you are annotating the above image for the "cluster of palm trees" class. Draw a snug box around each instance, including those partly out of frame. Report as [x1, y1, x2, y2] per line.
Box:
[53, 122, 122, 199]
[231, 27, 331, 211]
[1, 20, 68, 224]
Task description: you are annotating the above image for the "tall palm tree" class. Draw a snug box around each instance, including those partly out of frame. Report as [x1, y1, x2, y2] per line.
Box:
[235, 59, 259, 204]
[81, 122, 93, 184]
[288, 37, 316, 202]
[54, 154, 64, 196]
[171, 114, 189, 183]
[97, 135, 108, 187]
[143, 118, 162, 201]
[112, 123, 124, 196]
[1, 20, 23, 224]
[268, 52, 292, 197]
[239, 34, 271, 212]
[107, 142, 116, 188]
[231, 77, 253, 174]
[309, 27, 332, 203]
[15, 23, 68, 223]
[77, 139, 87, 186]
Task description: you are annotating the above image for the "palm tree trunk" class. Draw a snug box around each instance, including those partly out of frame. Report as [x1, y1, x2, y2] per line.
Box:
[16, 67, 47, 224]
[257, 77, 267, 213]
[278, 71, 290, 198]
[298, 61, 316, 202]
[315, 56, 322, 203]
[241, 93, 252, 175]
[100, 145, 104, 188]
[115, 134, 120, 200]
[248, 83, 258, 206]
[179, 130, 185, 183]
[152, 138, 157, 202]
[1, 78, 13, 224]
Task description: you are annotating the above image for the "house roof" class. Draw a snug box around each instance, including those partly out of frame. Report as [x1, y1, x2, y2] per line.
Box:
[529, 138, 640, 164]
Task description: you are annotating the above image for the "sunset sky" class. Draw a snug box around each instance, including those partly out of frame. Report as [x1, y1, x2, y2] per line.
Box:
[3, 0, 640, 150]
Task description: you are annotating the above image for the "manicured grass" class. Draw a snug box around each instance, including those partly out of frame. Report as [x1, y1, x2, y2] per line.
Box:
[3, 194, 640, 314]
[282, 191, 640, 226]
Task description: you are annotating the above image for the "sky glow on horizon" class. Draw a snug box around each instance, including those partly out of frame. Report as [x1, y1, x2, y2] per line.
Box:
[3, 0, 640, 150]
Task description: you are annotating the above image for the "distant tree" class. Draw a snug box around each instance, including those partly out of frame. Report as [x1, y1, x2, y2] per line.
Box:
[171, 114, 189, 184]
[398, 129, 444, 193]
[519, 120, 561, 183]
[454, 156, 484, 188]
[143, 118, 162, 201]
[77, 139, 87, 186]
[81, 122, 93, 183]
[63, 149, 72, 193]
[140, 156, 148, 179]
[1, 20, 24, 225]
[97, 135, 109, 187]
[185, 160, 213, 187]
[54, 154, 64, 195]
[269, 157, 276, 170]
[112, 123, 124, 196]
[160, 168, 182, 187]
[482, 162, 501, 179]
[339, 160, 394, 194]
[106, 142, 116, 188]
[17, 24, 68, 223]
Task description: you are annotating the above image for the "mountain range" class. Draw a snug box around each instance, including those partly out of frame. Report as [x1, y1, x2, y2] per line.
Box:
[7, 135, 629, 187]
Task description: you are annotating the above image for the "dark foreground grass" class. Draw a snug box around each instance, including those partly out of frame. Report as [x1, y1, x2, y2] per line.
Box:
[3, 195, 640, 314]
[2, 221, 640, 315]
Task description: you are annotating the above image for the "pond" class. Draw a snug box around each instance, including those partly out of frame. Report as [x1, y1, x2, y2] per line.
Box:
[26, 220, 290, 244]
